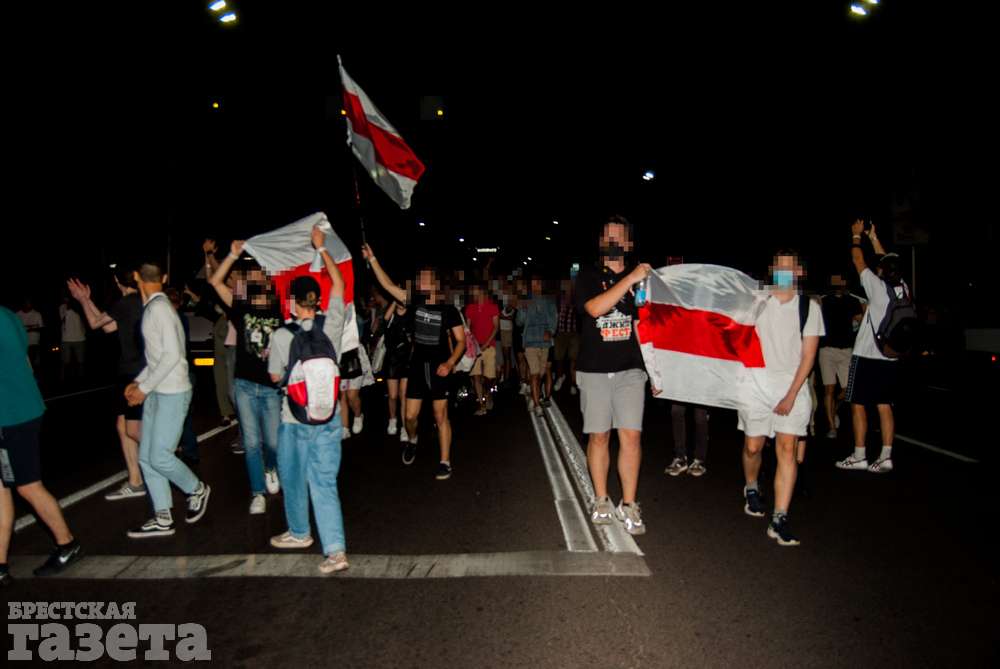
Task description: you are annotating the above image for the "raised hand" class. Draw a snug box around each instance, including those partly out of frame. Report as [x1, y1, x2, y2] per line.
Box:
[67, 278, 91, 302]
[203, 239, 218, 255]
[231, 240, 245, 258]
[361, 243, 375, 261]
[311, 225, 326, 250]
[851, 219, 865, 237]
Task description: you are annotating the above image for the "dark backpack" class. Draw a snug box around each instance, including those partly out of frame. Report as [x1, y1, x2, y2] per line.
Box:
[870, 280, 919, 359]
[281, 315, 340, 425]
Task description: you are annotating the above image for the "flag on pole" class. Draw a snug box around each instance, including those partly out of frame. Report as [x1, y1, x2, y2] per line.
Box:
[637, 264, 768, 410]
[339, 56, 425, 209]
[243, 212, 360, 355]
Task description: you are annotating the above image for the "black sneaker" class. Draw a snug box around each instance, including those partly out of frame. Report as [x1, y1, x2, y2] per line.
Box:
[744, 487, 766, 517]
[33, 540, 84, 577]
[127, 518, 176, 539]
[767, 516, 801, 546]
[401, 442, 416, 466]
[0, 564, 13, 587]
[435, 462, 452, 480]
[186, 483, 211, 524]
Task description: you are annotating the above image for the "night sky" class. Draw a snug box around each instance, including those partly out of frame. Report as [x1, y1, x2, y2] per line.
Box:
[4, 1, 994, 323]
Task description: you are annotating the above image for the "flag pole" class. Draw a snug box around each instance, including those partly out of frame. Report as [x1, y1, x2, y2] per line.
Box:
[339, 54, 369, 264]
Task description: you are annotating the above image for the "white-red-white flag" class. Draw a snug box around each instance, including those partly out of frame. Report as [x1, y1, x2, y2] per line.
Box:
[243, 212, 360, 355]
[339, 57, 425, 209]
[637, 264, 768, 410]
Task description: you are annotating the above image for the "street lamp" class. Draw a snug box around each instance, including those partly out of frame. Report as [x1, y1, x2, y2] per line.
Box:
[219, 12, 237, 23]
[208, 1, 227, 11]
[642, 170, 655, 181]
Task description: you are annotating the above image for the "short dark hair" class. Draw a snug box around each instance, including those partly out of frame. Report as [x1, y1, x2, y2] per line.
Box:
[113, 265, 137, 289]
[137, 261, 165, 283]
[290, 276, 322, 309]
[877, 253, 903, 286]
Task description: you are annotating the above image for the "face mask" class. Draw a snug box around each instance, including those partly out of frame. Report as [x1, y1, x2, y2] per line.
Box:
[773, 270, 795, 289]
[600, 243, 625, 261]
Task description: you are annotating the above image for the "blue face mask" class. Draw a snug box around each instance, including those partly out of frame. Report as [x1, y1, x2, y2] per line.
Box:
[773, 270, 795, 289]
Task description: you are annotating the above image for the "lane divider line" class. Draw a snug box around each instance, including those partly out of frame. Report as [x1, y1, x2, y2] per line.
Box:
[14, 422, 238, 533]
[895, 434, 979, 464]
[43, 384, 118, 403]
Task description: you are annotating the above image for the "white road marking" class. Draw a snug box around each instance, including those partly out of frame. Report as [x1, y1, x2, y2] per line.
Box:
[11, 550, 651, 580]
[526, 399, 598, 552]
[545, 401, 644, 556]
[895, 434, 979, 464]
[43, 384, 118, 403]
[13, 422, 238, 533]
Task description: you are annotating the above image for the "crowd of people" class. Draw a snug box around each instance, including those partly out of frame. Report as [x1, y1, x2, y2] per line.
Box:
[0, 214, 911, 584]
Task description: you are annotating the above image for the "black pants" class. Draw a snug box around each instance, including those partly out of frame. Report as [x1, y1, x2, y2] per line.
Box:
[671, 402, 709, 461]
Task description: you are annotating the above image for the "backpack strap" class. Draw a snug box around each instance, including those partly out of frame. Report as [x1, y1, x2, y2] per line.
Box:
[279, 323, 302, 389]
[798, 295, 809, 337]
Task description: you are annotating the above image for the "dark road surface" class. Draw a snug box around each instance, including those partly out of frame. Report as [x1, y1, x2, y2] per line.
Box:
[5, 368, 998, 668]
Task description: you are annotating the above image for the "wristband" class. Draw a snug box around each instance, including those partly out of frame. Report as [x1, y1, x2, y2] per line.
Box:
[852, 235, 862, 240]
[316, 247, 329, 255]
[227, 251, 240, 260]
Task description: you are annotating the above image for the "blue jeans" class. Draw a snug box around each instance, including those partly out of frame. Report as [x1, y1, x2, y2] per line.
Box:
[277, 420, 346, 555]
[139, 390, 199, 512]
[233, 378, 281, 496]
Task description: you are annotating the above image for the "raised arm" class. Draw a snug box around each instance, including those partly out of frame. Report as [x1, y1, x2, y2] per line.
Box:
[850, 219, 869, 276]
[361, 243, 407, 304]
[584, 264, 651, 318]
[208, 240, 243, 307]
[312, 226, 344, 297]
[67, 278, 117, 333]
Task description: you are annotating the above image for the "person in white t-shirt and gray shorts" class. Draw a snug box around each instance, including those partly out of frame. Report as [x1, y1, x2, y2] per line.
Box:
[738, 250, 825, 547]
[837, 220, 905, 474]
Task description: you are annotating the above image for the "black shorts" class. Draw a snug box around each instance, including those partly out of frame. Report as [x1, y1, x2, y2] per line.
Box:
[407, 361, 451, 401]
[1, 416, 43, 488]
[845, 355, 899, 406]
[116, 377, 144, 421]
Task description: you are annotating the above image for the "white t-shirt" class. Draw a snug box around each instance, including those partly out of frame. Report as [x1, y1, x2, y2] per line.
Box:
[16, 309, 43, 346]
[755, 294, 825, 377]
[853, 268, 905, 361]
[59, 305, 86, 343]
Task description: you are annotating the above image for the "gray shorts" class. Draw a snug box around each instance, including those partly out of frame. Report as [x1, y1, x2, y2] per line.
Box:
[576, 369, 648, 434]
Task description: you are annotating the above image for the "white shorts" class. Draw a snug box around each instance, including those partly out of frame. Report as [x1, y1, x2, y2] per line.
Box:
[340, 346, 375, 392]
[818, 347, 852, 388]
[737, 372, 812, 438]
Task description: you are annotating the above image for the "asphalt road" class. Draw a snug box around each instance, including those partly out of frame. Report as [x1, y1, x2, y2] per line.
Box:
[4, 368, 998, 668]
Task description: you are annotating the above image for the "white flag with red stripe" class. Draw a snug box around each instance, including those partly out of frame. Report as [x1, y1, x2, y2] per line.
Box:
[339, 57, 425, 209]
[637, 264, 768, 410]
[243, 212, 360, 355]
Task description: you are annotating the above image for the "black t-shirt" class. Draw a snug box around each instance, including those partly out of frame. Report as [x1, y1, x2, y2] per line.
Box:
[820, 293, 863, 349]
[225, 301, 283, 387]
[574, 266, 645, 374]
[110, 293, 144, 377]
[406, 302, 462, 364]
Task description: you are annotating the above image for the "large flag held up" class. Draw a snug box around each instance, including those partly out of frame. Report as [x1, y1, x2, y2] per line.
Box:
[637, 264, 768, 410]
[243, 212, 360, 356]
[339, 57, 425, 209]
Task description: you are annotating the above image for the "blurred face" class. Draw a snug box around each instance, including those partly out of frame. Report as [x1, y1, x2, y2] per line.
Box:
[417, 270, 437, 294]
[599, 222, 634, 257]
[770, 254, 804, 289]
[830, 274, 847, 291]
[531, 278, 543, 295]
[515, 280, 527, 298]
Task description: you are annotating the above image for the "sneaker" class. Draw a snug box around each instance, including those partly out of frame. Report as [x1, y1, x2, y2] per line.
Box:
[33, 541, 83, 577]
[342, 429, 351, 441]
[834, 415, 841, 429]
[186, 483, 211, 524]
[221, 415, 237, 427]
[264, 470, 280, 495]
[435, 462, 452, 480]
[533, 405, 544, 418]
[520, 383, 530, 396]
[104, 483, 146, 501]
[230, 439, 245, 455]
[825, 429, 838, 439]
[540, 397, 552, 408]
[665, 456, 688, 477]
[270, 531, 314, 549]
[767, 516, 801, 546]
[591, 496, 615, 525]
[400, 427, 410, 443]
[127, 518, 175, 539]
[249, 494, 266, 515]
[744, 487, 766, 517]
[570, 386, 578, 396]
[318, 552, 350, 574]
[352, 415, 364, 435]
[0, 565, 11, 587]
[554, 375, 566, 392]
[402, 442, 416, 466]
[387, 418, 399, 436]
[868, 457, 893, 474]
[615, 501, 646, 535]
[474, 406, 488, 416]
[687, 459, 707, 477]
[836, 455, 869, 471]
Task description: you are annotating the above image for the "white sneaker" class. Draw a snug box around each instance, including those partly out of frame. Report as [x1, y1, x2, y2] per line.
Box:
[554, 375, 566, 392]
[400, 427, 410, 443]
[533, 405, 544, 418]
[868, 458, 893, 473]
[835, 415, 841, 429]
[836, 455, 869, 471]
[591, 496, 615, 525]
[520, 383, 529, 396]
[615, 501, 646, 536]
[249, 494, 266, 515]
[265, 470, 280, 495]
[387, 418, 398, 436]
[352, 415, 364, 435]
[570, 386, 578, 396]
[342, 429, 351, 441]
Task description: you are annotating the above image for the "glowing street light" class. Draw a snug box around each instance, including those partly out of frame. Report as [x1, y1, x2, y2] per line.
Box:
[850, 4, 868, 16]
[211, 101, 220, 109]
[418, 221, 426, 227]
[219, 11, 237, 23]
[458, 237, 465, 242]
[436, 109, 444, 117]
[642, 170, 655, 182]
[552, 220, 559, 225]
[472, 257, 478, 262]
[208, 1, 227, 11]
[545, 236, 551, 241]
